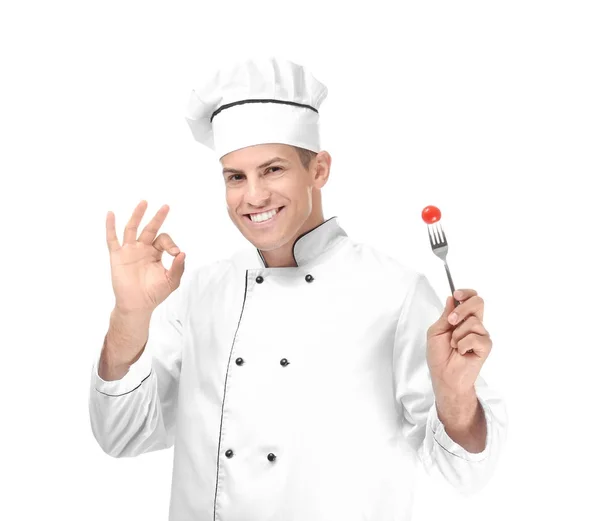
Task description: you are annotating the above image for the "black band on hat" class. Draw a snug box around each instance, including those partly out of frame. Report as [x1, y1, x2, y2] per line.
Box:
[210, 98, 318, 122]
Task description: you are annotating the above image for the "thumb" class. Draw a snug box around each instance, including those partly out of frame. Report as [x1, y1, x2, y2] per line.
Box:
[428, 295, 457, 336]
[167, 251, 186, 287]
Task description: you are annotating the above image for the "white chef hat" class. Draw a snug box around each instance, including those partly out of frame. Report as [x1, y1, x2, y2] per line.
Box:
[184, 56, 328, 159]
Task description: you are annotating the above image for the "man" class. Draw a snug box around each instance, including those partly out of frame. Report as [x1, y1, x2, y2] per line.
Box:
[90, 56, 508, 521]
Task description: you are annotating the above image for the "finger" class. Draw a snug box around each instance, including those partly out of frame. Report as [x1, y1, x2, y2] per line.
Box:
[167, 252, 186, 288]
[457, 333, 492, 357]
[448, 294, 485, 324]
[106, 210, 121, 253]
[138, 204, 170, 245]
[450, 316, 488, 348]
[123, 200, 148, 245]
[428, 296, 456, 338]
[152, 232, 180, 255]
[453, 288, 478, 301]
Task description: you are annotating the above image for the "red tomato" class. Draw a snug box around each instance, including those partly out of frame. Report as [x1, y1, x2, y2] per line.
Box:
[421, 205, 441, 224]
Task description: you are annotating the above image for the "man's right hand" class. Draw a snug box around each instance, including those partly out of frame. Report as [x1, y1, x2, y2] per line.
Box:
[106, 199, 186, 315]
[100, 200, 185, 378]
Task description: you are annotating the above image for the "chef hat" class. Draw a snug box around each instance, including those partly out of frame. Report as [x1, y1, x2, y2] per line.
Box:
[184, 56, 328, 159]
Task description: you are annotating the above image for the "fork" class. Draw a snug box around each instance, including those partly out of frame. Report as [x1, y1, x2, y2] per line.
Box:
[427, 221, 473, 353]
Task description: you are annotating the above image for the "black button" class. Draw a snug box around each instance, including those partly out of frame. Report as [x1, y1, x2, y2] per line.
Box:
[225, 449, 234, 458]
[267, 453, 276, 462]
[256, 276, 264, 283]
[280, 358, 289, 367]
[236, 357, 244, 366]
[305, 274, 314, 283]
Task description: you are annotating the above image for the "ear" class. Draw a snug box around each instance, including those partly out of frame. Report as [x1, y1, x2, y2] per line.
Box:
[313, 151, 331, 188]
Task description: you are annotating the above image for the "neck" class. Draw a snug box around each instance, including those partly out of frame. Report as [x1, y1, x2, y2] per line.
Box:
[261, 208, 325, 268]
[261, 248, 298, 268]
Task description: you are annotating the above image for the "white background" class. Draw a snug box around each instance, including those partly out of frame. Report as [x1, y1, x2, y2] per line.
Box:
[1, 0, 598, 519]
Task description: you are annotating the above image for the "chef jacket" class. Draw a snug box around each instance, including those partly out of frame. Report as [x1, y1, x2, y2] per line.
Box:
[89, 216, 508, 521]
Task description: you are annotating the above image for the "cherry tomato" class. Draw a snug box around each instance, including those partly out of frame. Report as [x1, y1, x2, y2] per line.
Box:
[421, 205, 441, 224]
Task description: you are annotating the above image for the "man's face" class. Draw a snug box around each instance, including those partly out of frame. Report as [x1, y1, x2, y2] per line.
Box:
[220, 143, 324, 252]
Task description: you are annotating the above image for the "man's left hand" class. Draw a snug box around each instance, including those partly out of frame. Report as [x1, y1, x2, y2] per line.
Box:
[426, 289, 492, 396]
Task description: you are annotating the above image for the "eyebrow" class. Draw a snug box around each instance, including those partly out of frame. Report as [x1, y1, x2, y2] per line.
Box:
[222, 157, 289, 176]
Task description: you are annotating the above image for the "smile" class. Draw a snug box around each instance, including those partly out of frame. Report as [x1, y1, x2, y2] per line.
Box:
[244, 207, 284, 226]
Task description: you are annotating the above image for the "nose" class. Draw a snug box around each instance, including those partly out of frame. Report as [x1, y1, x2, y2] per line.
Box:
[244, 177, 271, 207]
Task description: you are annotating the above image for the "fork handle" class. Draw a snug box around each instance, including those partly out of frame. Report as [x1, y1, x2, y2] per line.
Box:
[444, 261, 473, 353]
[443, 262, 459, 306]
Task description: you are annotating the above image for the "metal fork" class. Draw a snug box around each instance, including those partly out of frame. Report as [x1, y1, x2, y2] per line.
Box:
[427, 221, 473, 352]
[427, 222, 460, 308]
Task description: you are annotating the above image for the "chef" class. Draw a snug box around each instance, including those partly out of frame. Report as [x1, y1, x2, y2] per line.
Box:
[89, 56, 508, 521]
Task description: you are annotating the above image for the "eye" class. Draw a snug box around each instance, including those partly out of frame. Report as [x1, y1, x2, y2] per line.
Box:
[228, 174, 244, 182]
[266, 166, 281, 173]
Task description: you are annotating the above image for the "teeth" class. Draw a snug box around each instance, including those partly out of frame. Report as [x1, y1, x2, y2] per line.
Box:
[249, 208, 279, 223]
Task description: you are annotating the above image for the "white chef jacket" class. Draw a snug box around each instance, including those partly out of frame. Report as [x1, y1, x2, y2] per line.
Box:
[89, 216, 508, 521]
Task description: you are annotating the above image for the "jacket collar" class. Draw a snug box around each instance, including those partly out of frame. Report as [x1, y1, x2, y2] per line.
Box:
[255, 216, 347, 268]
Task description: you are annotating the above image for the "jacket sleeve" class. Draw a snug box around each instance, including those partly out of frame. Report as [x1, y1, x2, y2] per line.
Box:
[88, 276, 188, 458]
[393, 272, 509, 496]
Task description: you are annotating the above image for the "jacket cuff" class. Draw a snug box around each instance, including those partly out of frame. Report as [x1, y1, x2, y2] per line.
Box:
[429, 393, 492, 462]
[92, 342, 153, 397]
